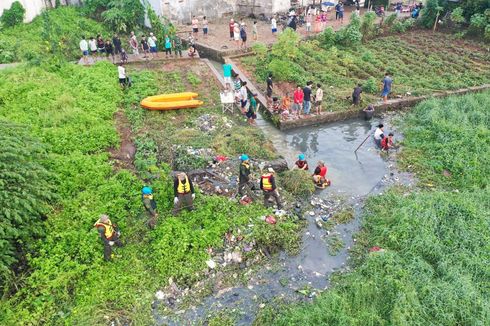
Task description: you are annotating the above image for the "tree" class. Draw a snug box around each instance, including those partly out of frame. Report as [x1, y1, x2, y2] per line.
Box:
[0, 121, 54, 289]
[420, 0, 444, 29]
[0, 1, 25, 28]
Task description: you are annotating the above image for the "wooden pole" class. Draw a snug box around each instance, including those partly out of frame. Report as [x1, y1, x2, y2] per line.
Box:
[433, 11, 440, 32]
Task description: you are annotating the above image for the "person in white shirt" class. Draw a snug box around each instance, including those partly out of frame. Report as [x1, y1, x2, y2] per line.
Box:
[315, 83, 323, 114]
[271, 16, 277, 35]
[88, 36, 97, 56]
[118, 63, 128, 88]
[374, 124, 385, 148]
[147, 34, 157, 58]
[79, 36, 89, 65]
[240, 81, 249, 114]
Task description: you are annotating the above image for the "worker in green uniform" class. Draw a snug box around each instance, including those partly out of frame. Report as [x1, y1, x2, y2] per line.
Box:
[142, 186, 158, 229]
[93, 214, 122, 261]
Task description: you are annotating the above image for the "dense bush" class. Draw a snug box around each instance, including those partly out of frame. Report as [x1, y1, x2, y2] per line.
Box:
[0, 6, 109, 63]
[0, 1, 25, 27]
[420, 0, 443, 29]
[400, 91, 490, 190]
[0, 121, 54, 284]
[83, 0, 145, 32]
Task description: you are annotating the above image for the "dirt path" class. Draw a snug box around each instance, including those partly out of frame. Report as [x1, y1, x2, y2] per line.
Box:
[109, 110, 136, 171]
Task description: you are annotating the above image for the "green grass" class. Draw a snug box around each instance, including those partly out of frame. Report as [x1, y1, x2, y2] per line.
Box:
[0, 6, 110, 63]
[254, 91, 490, 325]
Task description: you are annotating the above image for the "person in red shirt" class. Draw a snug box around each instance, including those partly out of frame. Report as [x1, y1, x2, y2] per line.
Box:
[381, 133, 394, 151]
[229, 18, 235, 41]
[292, 85, 304, 118]
[295, 153, 309, 170]
[312, 160, 330, 188]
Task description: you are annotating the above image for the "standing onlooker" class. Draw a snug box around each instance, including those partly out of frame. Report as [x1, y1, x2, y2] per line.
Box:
[252, 21, 258, 40]
[89, 36, 97, 56]
[395, 2, 402, 17]
[338, 2, 345, 24]
[148, 34, 157, 58]
[164, 34, 172, 58]
[233, 23, 240, 48]
[303, 81, 313, 115]
[202, 16, 208, 38]
[192, 16, 199, 40]
[118, 63, 128, 87]
[240, 23, 247, 50]
[266, 73, 273, 106]
[315, 83, 323, 114]
[271, 16, 277, 35]
[150, 32, 158, 50]
[173, 36, 183, 57]
[96, 35, 105, 55]
[306, 13, 312, 33]
[140, 36, 150, 59]
[293, 85, 304, 118]
[120, 48, 128, 64]
[112, 34, 122, 55]
[79, 36, 89, 65]
[335, 2, 341, 20]
[229, 18, 235, 41]
[188, 32, 195, 47]
[223, 63, 232, 87]
[129, 31, 139, 55]
[233, 74, 241, 103]
[382, 72, 392, 103]
[240, 81, 248, 114]
[105, 40, 115, 63]
[247, 93, 258, 125]
[352, 83, 363, 105]
[356, 1, 361, 16]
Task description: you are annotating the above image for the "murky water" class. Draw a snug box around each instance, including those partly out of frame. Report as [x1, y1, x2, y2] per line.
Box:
[155, 61, 398, 325]
[257, 117, 388, 197]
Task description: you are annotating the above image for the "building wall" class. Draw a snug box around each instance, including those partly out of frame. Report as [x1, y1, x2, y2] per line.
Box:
[160, 0, 237, 24]
[272, 0, 291, 12]
[0, 0, 46, 22]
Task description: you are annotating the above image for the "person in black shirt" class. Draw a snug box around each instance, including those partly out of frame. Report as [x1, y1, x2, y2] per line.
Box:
[141, 36, 149, 59]
[303, 81, 313, 115]
[112, 34, 122, 55]
[105, 40, 114, 63]
[352, 83, 362, 105]
[266, 73, 273, 106]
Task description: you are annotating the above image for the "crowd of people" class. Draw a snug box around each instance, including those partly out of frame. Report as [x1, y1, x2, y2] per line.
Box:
[79, 31, 198, 65]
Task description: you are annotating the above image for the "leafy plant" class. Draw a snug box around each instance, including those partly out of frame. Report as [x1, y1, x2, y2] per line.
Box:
[0, 1, 25, 27]
[363, 76, 378, 94]
[450, 7, 466, 26]
[0, 121, 55, 285]
[420, 0, 443, 29]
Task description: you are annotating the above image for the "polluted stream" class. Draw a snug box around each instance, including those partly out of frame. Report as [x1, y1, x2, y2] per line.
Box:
[153, 62, 409, 325]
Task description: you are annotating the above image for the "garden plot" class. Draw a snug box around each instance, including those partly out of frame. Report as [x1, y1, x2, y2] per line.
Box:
[237, 30, 490, 113]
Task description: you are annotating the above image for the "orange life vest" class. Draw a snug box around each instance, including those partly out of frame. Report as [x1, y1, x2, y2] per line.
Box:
[94, 219, 115, 239]
[261, 174, 273, 191]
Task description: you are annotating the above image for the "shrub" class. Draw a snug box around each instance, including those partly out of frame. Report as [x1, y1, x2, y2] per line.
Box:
[335, 14, 363, 47]
[267, 58, 304, 83]
[0, 121, 55, 284]
[363, 76, 378, 94]
[450, 7, 466, 25]
[279, 169, 315, 198]
[361, 12, 378, 41]
[0, 1, 25, 27]
[420, 0, 443, 29]
[391, 18, 415, 33]
[319, 27, 336, 48]
[383, 13, 397, 27]
[271, 28, 302, 60]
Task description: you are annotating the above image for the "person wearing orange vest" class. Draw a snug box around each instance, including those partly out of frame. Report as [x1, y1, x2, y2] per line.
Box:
[260, 167, 282, 209]
[94, 214, 122, 261]
[312, 160, 331, 188]
[173, 172, 195, 215]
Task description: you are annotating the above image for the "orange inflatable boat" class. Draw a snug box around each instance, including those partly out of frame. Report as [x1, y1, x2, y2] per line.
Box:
[140, 92, 204, 110]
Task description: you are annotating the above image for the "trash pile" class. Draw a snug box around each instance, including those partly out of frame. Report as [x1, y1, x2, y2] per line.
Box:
[196, 114, 234, 133]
